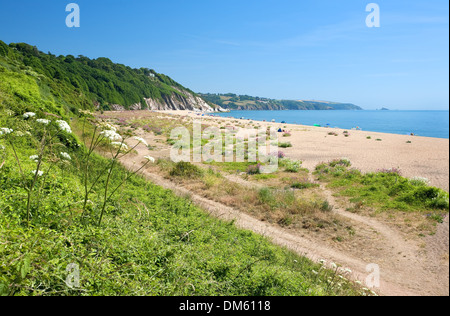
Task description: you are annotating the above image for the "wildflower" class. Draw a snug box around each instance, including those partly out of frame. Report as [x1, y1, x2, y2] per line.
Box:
[100, 130, 122, 142]
[111, 142, 129, 151]
[319, 259, 327, 265]
[60, 152, 71, 161]
[30, 155, 39, 162]
[133, 136, 149, 147]
[144, 156, 155, 163]
[100, 122, 117, 132]
[331, 263, 338, 269]
[23, 112, 36, 119]
[36, 119, 51, 125]
[0, 128, 13, 136]
[79, 109, 94, 117]
[312, 270, 319, 275]
[56, 120, 72, 134]
[0, 145, 5, 150]
[342, 268, 352, 274]
[31, 170, 44, 177]
[410, 177, 430, 185]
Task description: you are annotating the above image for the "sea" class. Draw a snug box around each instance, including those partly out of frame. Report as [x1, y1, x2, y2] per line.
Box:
[213, 110, 450, 139]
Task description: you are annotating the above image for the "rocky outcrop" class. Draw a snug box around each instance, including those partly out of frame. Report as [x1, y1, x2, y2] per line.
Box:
[144, 88, 220, 112]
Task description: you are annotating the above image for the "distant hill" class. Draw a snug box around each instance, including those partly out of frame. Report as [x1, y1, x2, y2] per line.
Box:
[199, 93, 363, 111]
[0, 40, 217, 113]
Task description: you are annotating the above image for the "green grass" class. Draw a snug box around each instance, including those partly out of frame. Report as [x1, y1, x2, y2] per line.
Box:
[279, 142, 293, 148]
[314, 161, 449, 216]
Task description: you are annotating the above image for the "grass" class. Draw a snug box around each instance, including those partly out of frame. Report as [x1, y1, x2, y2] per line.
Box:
[314, 160, 449, 216]
[279, 142, 293, 148]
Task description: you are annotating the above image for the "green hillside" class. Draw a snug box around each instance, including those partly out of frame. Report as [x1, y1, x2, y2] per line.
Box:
[200, 93, 363, 111]
[0, 40, 206, 112]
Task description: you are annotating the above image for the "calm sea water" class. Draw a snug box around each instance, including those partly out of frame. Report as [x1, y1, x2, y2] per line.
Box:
[214, 110, 449, 139]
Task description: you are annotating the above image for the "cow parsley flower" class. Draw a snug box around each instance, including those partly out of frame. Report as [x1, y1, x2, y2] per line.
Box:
[111, 142, 128, 150]
[30, 155, 39, 162]
[23, 112, 36, 119]
[144, 156, 155, 163]
[0, 128, 13, 136]
[60, 152, 71, 160]
[100, 130, 122, 141]
[36, 119, 51, 125]
[100, 123, 117, 132]
[31, 170, 44, 177]
[56, 120, 72, 134]
[133, 136, 149, 147]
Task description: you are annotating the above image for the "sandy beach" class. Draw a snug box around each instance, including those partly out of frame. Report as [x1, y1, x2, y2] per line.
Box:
[162, 110, 449, 192]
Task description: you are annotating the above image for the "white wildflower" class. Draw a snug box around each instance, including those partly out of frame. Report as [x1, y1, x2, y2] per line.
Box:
[410, 177, 430, 185]
[36, 119, 51, 125]
[30, 155, 39, 162]
[342, 268, 352, 274]
[0, 128, 13, 136]
[31, 170, 44, 177]
[60, 152, 71, 161]
[23, 112, 36, 119]
[0, 145, 5, 150]
[56, 120, 72, 134]
[133, 136, 149, 147]
[111, 142, 128, 150]
[100, 122, 117, 132]
[144, 156, 155, 163]
[319, 259, 327, 265]
[312, 270, 319, 275]
[331, 263, 338, 269]
[100, 130, 122, 141]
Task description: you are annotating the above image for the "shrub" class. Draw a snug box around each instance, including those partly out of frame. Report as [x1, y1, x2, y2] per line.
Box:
[170, 162, 204, 178]
[279, 142, 292, 148]
[281, 159, 302, 173]
[247, 163, 262, 175]
[329, 159, 351, 168]
[291, 179, 319, 190]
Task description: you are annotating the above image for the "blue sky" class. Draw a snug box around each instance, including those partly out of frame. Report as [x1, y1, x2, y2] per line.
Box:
[0, 0, 448, 110]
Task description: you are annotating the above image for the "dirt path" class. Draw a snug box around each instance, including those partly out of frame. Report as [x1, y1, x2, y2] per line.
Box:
[120, 148, 448, 296]
[311, 174, 449, 296]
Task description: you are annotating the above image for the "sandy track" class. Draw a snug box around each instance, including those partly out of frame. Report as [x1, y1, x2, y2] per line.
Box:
[104, 110, 449, 296]
[121, 155, 449, 296]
